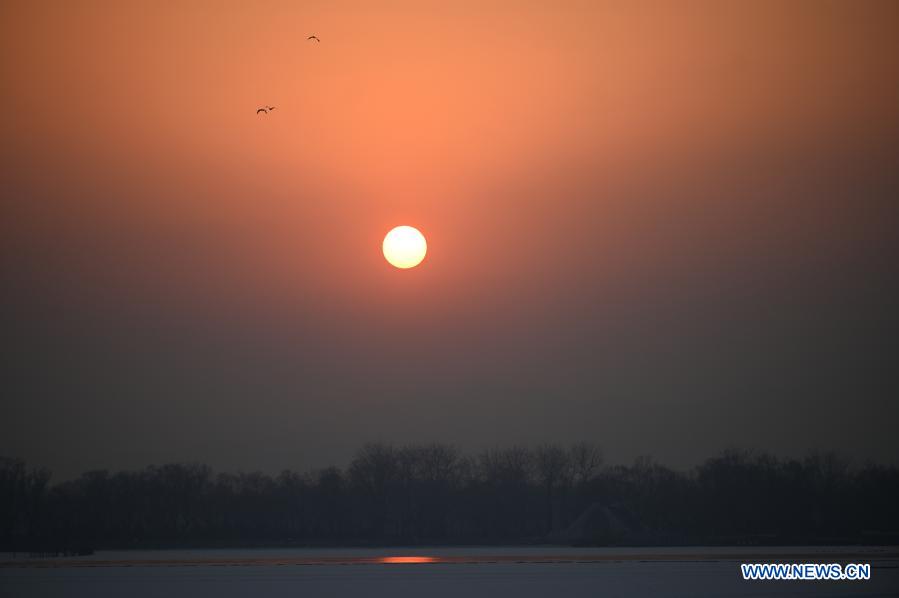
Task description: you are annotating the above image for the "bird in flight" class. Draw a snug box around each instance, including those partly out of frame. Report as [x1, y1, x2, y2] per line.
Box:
[307, 35, 320, 42]
[256, 105, 276, 114]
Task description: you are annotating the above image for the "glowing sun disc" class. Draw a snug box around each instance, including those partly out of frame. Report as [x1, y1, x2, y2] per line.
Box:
[383, 226, 427, 269]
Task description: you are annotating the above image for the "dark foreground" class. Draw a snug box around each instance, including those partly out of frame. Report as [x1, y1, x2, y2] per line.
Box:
[2, 546, 897, 597]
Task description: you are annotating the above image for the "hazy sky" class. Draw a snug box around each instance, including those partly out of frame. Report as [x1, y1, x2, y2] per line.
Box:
[2, 0, 898, 479]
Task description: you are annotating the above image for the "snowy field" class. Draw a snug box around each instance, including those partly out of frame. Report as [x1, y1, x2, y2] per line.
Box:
[2, 546, 897, 597]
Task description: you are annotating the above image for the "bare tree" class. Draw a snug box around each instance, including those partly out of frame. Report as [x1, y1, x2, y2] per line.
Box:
[569, 442, 603, 488]
[348, 443, 398, 497]
[535, 444, 570, 532]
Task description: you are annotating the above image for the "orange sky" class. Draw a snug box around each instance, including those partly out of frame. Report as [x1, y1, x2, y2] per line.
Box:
[4, 1, 897, 298]
[2, 1, 898, 476]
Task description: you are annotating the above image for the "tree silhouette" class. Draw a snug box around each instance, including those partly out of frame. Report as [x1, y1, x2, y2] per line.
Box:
[2, 444, 898, 553]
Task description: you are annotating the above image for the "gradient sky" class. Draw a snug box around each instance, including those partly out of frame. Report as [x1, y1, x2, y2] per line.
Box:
[2, 0, 898, 479]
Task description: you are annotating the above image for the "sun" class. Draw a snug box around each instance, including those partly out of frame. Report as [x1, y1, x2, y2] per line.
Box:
[383, 226, 427, 269]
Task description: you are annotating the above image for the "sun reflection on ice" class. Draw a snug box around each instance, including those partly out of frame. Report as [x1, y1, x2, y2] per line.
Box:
[378, 556, 437, 564]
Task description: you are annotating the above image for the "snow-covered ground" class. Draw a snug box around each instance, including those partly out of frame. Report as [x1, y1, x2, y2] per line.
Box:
[2, 547, 897, 597]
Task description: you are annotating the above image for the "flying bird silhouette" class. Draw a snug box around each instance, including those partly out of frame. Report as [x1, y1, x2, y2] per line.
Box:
[256, 108, 268, 114]
[307, 35, 320, 42]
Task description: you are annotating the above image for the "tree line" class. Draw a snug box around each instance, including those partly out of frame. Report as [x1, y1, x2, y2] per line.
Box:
[2, 443, 898, 553]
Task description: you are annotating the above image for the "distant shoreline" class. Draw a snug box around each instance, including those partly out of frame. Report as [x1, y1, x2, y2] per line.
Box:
[4, 546, 899, 569]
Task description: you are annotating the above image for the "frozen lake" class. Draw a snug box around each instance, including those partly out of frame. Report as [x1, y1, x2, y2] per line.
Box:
[2, 546, 897, 597]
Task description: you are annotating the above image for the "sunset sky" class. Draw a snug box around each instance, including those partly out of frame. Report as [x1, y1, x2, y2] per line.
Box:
[2, 0, 898, 479]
